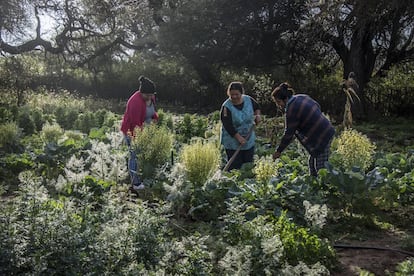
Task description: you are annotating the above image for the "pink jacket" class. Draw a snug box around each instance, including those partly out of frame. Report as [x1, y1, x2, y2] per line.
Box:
[120, 91, 158, 136]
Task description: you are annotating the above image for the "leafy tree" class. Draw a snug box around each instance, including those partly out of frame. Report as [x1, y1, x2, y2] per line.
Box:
[3, 0, 414, 118]
[158, 0, 308, 101]
[300, 0, 414, 117]
[0, 0, 161, 64]
[0, 55, 43, 106]
[160, 0, 307, 68]
[366, 62, 414, 117]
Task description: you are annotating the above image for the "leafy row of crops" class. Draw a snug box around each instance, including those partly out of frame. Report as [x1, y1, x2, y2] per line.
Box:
[1, 91, 413, 275]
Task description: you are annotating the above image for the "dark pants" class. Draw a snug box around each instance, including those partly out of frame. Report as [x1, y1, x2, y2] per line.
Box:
[225, 147, 254, 171]
[125, 135, 141, 185]
[308, 140, 332, 177]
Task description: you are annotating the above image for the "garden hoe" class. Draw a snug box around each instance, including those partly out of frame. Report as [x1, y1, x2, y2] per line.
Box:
[223, 125, 255, 172]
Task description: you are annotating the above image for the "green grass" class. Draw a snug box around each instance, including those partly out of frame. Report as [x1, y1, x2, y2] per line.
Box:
[353, 117, 414, 152]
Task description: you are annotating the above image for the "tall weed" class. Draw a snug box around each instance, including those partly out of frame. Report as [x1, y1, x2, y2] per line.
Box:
[253, 155, 279, 183]
[132, 124, 173, 178]
[180, 139, 220, 187]
[0, 122, 21, 148]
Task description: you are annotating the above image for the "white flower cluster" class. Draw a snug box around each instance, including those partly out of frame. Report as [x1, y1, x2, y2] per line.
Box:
[164, 162, 188, 202]
[262, 235, 283, 258]
[280, 261, 329, 276]
[303, 200, 329, 229]
[18, 171, 49, 202]
[63, 131, 128, 185]
[218, 245, 253, 275]
[88, 139, 128, 182]
[64, 155, 88, 183]
[262, 235, 284, 274]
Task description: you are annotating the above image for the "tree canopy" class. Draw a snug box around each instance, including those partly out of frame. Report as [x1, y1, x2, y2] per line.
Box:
[1, 0, 414, 117]
[301, 0, 414, 116]
[0, 0, 160, 64]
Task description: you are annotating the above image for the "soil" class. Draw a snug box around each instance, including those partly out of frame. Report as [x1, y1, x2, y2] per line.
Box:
[332, 232, 413, 275]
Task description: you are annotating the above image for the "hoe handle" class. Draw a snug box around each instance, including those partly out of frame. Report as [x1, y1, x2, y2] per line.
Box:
[223, 125, 255, 171]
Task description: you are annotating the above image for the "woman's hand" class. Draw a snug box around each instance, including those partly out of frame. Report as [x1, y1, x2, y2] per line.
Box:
[234, 133, 246, 145]
[273, 151, 281, 160]
[254, 114, 261, 125]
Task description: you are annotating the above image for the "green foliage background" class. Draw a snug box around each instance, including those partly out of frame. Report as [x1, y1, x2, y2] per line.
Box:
[0, 91, 412, 275]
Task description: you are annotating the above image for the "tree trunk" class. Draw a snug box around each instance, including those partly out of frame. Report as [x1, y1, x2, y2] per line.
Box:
[342, 24, 376, 121]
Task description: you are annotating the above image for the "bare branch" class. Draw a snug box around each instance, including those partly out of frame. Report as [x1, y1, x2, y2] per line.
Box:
[0, 37, 64, 54]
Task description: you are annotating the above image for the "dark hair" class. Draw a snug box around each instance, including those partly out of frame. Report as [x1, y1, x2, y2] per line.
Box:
[271, 82, 294, 101]
[227, 81, 244, 96]
[139, 75, 156, 94]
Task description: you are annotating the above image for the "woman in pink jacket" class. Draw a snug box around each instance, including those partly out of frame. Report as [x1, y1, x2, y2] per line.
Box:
[121, 76, 158, 190]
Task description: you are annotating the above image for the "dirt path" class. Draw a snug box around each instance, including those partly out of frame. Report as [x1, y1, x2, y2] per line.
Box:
[332, 233, 413, 275]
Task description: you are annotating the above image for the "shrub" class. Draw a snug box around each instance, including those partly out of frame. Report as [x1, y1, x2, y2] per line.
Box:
[94, 109, 107, 127]
[0, 105, 17, 124]
[374, 152, 414, 207]
[395, 258, 414, 276]
[0, 172, 171, 275]
[102, 111, 120, 129]
[55, 105, 79, 129]
[219, 207, 335, 274]
[161, 235, 213, 275]
[190, 173, 239, 221]
[156, 108, 174, 130]
[331, 128, 376, 171]
[17, 106, 36, 135]
[41, 122, 64, 144]
[180, 139, 220, 187]
[96, 203, 171, 273]
[74, 112, 98, 134]
[175, 113, 208, 143]
[275, 212, 336, 268]
[0, 122, 21, 148]
[131, 124, 174, 178]
[204, 121, 221, 148]
[65, 130, 86, 141]
[30, 107, 46, 131]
